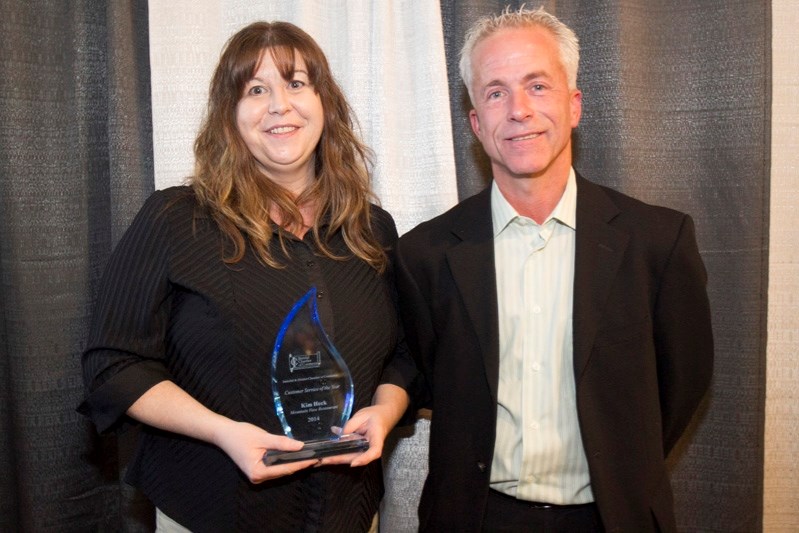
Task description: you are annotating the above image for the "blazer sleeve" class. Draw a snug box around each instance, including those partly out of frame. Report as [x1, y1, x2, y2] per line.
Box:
[370, 207, 420, 406]
[392, 234, 436, 411]
[654, 214, 714, 454]
[77, 190, 177, 433]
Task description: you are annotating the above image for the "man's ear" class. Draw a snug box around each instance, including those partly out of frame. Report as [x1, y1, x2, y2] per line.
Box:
[570, 89, 582, 128]
[469, 109, 481, 138]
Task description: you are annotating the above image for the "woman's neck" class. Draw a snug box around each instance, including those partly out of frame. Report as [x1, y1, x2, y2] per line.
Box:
[270, 200, 317, 239]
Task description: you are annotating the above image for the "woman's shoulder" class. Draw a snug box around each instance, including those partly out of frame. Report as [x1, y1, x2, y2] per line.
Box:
[146, 185, 198, 210]
[135, 185, 204, 224]
[369, 203, 398, 243]
[121, 186, 210, 245]
[369, 202, 393, 223]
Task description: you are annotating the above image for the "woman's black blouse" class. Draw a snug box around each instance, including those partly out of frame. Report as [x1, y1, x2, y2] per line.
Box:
[79, 186, 416, 533]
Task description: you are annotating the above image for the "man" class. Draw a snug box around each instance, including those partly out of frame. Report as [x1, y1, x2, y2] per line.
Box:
[394, 7, 713, 532]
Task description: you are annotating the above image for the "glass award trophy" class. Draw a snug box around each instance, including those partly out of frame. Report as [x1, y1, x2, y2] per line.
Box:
[263, 287, 369, 466]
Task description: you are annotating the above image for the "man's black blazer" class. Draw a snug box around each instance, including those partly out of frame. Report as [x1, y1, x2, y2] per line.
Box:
[394, 173, 714, 532]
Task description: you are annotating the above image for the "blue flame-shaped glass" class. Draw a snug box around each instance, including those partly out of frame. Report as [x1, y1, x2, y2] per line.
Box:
[271, 286, 355, 441]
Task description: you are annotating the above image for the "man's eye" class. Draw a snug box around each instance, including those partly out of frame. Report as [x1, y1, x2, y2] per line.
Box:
[532, 84, 545, 91]
[488, 90, 502, 99]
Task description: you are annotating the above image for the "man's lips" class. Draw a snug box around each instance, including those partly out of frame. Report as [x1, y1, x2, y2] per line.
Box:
[508, 132, 541, 141]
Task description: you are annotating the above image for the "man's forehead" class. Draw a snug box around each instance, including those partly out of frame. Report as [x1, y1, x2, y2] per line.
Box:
[473, 48, 560, 86]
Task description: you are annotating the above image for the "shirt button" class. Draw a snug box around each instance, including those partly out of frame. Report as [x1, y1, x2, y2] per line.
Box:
[532, 305, 542, 314]
[529, 421, 539, 430]
[477, 462, 487, 472]
[531, 362, 541, 372]
[317, 291, 324, 299]
[306, 260, 315, 267]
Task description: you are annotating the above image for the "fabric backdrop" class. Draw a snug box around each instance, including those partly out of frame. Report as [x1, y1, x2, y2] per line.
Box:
[0, 1, 796, 532]
[0, 1, 154, 530]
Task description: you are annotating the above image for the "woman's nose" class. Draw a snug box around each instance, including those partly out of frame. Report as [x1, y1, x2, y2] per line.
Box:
[269, 87, 291, 114]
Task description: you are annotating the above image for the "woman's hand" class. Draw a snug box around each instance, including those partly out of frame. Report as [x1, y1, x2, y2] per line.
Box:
[126, 381, 318, 483]
[213, 420, 319, 483]
[319, 383, 409, 468]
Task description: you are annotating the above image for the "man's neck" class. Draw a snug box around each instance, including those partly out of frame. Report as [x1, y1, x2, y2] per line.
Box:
[494, 168, 570, 224]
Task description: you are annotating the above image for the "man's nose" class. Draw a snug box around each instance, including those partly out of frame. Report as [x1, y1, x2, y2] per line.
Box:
[508, 91, 533, 121]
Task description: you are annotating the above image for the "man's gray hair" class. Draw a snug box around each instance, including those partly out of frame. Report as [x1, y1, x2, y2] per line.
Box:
[459, 5, 580, 103]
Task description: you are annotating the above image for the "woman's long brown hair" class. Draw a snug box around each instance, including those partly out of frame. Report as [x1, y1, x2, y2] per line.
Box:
[191, 21, 386, 272]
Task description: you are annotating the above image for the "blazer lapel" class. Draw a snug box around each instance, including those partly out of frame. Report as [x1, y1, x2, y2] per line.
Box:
[573, 175, 629, 381]
[445, 189, 500, 402]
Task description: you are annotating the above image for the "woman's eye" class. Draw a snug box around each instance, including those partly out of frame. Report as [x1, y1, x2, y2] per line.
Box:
[248, 86, 266, 96]
[289, 80, 306, 90]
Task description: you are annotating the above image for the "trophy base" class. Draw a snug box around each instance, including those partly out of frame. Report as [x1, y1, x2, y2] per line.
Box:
[262, 434, 369, 466]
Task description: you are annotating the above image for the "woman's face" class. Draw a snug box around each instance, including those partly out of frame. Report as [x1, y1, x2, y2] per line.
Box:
[236, 49, 324, 192]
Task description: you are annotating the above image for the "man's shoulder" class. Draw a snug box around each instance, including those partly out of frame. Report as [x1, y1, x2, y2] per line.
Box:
[400, 187, 491, 242]
[580, 175, 689, 225]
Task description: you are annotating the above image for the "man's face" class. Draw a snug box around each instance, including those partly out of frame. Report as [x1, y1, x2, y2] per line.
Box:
[469, 26, 582, 185]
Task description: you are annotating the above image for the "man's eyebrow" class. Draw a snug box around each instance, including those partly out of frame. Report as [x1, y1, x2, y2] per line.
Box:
[521, 71, 551, 83]
[482, 78, 505, 90]
[480, 71, 551, 90]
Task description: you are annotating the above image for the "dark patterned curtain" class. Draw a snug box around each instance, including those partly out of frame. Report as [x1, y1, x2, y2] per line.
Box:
[439, 1, 769, 531]
[0, 0, 154, 530]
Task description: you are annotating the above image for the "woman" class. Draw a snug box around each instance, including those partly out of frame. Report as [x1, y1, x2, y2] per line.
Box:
[79, 21, 415, 532]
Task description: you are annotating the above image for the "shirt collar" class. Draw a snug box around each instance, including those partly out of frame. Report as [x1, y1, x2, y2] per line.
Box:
[491, 168, 578, 237]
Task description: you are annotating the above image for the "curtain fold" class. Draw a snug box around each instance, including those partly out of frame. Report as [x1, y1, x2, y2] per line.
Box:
[0, 1, 154, 530]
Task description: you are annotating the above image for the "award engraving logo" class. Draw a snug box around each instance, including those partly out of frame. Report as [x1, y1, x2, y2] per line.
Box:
[289, 351, 322, 372]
